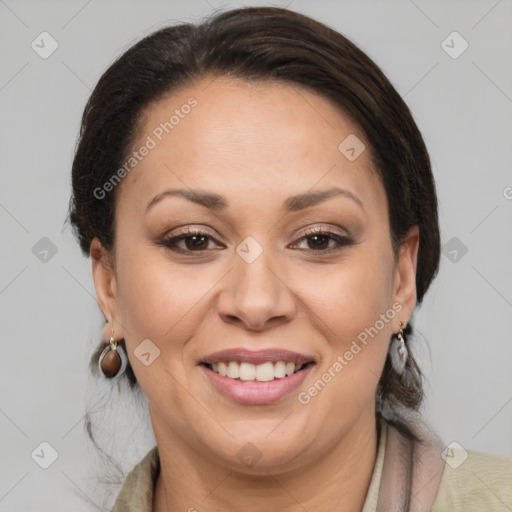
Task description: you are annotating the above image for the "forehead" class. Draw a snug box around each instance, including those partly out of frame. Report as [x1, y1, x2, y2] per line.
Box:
[120, 77, 385, 214]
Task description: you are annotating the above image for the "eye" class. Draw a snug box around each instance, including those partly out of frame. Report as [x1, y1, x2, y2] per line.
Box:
[158, 227, 223, 255]
[290, 227, 352, 254]
[158, 226, 352, 256]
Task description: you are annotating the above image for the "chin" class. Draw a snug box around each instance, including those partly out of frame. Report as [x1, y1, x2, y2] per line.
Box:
[204, 432, 315, 476]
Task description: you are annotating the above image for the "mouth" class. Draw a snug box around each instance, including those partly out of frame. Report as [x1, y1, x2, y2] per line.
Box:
[199, 348, 316, 404]
[201, 360, 315, 382]
[200, 348, 316, 382]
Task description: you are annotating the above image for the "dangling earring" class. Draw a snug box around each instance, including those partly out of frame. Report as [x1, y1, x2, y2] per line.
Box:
[390, 321, 408, 375]
[98, 327, 128, 379]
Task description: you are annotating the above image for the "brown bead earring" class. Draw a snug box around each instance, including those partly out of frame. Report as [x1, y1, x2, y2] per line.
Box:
[98, 328, 128, 379]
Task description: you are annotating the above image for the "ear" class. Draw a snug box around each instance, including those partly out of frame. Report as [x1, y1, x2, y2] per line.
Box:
[392, 226, 420, 324]
[90, 237, 123, 340]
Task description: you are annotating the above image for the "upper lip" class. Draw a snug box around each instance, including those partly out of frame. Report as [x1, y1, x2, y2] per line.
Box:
[201, 348, 316, 366]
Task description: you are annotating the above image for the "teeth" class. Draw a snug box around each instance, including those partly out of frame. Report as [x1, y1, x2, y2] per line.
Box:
[227, 361, 239, 379]
[239, 362, 256, 381]
[208, 360, 306, 382]
[255, 361, 274, 382]
[274, 361, 286, 378]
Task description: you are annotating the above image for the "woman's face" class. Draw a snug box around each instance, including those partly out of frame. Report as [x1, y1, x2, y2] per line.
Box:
[92, 77, 418, 473]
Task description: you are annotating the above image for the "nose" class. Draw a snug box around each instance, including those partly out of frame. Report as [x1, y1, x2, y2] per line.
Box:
[216, 250, 297, 332]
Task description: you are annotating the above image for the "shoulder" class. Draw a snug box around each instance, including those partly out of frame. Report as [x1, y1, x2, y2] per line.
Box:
[113, 446, 160, 512]
[432, 447, 512, 511]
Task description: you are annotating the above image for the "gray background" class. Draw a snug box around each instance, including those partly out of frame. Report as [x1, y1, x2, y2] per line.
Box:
[1, 0, 511, 510]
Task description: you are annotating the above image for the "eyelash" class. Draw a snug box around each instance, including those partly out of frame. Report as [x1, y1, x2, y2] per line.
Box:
[158, 226, 352, 256]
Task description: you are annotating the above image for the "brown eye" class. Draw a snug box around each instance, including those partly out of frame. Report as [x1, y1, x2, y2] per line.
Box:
[305, 233, 331, 250]
[158, 228, 222, 255]
[158, 226, 352, 256]
[290, 228, 352, 254]
[182, 234, 209, 251]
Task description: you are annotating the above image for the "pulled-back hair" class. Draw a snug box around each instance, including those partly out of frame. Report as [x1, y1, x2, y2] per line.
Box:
[69, 6, 440, 436]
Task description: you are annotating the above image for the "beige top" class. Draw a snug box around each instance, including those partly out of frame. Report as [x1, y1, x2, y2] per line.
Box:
[113, 419, 512, 511]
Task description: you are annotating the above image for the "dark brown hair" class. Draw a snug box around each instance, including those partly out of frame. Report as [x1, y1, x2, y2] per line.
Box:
[69, 6, 440, 434]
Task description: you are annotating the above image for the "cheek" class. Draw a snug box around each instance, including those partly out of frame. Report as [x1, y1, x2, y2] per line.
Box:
[308, 246, 396, 388]
[113, 244, 222, 350]
[112, 248, 210, 403]
[303, 260, 396, 412]
[118, 274, 176, 336]
[304, 248, 396, 337]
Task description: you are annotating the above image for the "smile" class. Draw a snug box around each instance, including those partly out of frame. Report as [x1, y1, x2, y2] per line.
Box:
[200, 348, 316, 404]
[205, 360, 311, 382]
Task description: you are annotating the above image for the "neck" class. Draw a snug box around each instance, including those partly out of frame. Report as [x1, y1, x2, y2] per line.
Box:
[153, 412, 380, 512]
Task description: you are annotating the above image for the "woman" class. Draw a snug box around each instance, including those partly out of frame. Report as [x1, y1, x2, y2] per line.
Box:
[68, 6, 512, 511]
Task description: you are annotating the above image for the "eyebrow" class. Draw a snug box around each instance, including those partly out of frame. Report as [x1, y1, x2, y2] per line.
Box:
[145, 186, 365, 213]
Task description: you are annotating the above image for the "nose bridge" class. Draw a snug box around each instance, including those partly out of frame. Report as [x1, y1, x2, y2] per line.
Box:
[217, 237, 296, 330]
[235, 243, 280, 299]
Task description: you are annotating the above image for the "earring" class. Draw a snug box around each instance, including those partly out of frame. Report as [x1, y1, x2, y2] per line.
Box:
[389, 321, 408, 375]
[98, 328, 128, 379]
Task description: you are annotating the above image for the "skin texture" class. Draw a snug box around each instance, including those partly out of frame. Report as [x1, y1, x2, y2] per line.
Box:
[91, 77, 419, 512]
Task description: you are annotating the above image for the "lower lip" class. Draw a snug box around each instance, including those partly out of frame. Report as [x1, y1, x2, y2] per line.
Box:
[200, 364, 314, 405]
